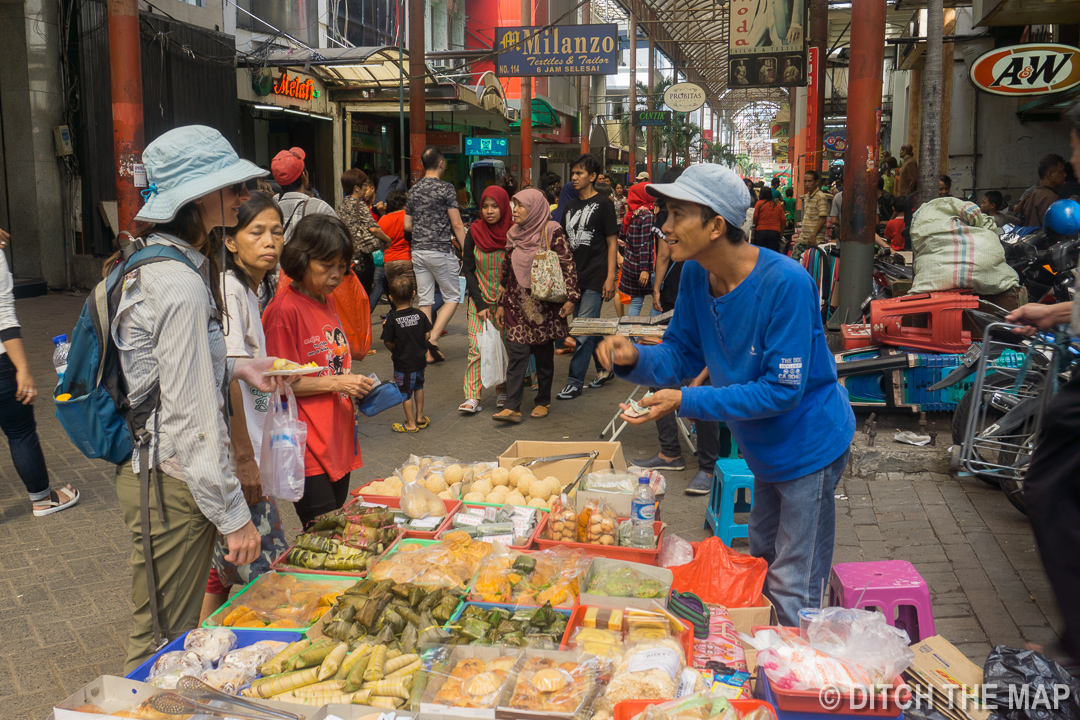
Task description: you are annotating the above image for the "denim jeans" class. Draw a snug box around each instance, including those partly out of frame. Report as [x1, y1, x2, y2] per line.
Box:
[0, 355, 51, 500]
[369, 264, 386, 311]
[567, 289, 605, 388]
[627, 295, 646, 317]
[749, 449, 850, 626]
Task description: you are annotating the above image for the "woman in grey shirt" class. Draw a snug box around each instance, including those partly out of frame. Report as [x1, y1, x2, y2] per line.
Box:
[112, 125, 284, 671]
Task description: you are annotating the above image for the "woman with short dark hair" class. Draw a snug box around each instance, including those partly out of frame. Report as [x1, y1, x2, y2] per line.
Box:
[339, 168, 391, 296]
[262, 214, 375, 528]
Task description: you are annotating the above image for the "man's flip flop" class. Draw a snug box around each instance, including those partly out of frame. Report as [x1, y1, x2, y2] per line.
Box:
[417, 416, 430, 429]
[33, 486, 80, 517]
[492, 410, 522, 424]
[392, 423, 419, 433]
[531, 405, 549, 418]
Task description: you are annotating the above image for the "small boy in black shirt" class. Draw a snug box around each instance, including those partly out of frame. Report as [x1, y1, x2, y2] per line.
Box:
[381, 275, 433, 432]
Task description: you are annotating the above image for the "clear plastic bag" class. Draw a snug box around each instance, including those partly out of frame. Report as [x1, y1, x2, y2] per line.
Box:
[584, 469, 640, 493]
[400, 478, 448, 519]
[805, 607, 915, 685]
[658, 534, 695, 568]
[259, 384, 307, 502]
[148, 651, 212, 689]
[369, 530, 494, 587]
[578, 498, 618, 545]
[478, 319, 508, 389]
[183, 628, 237, 664]
[199, 665, 255, 695]
[741, 628, 875, 693]
[425, 648, 521, 709]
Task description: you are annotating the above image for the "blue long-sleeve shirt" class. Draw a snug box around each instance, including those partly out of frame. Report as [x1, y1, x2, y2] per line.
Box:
[616, 250, 855, 483]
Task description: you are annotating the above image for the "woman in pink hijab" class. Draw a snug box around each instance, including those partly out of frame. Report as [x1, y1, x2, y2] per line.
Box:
[493, 189, 580, 423]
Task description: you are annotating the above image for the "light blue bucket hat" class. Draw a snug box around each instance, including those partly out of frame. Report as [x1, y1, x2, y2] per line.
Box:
[135, 125, 267, 224]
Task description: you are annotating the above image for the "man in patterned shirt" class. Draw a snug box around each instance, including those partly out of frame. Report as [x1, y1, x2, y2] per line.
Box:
[405, 147, 467, 362]
[791, 169, 829, 261]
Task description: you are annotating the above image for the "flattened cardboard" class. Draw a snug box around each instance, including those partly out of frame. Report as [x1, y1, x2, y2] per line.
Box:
[723, 598, 777, 674]
[905, 635, 992, 720]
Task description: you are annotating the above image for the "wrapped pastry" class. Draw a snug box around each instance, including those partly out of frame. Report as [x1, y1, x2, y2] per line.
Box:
[508, 656, 594, 714]
[147, 651, 212, 689]
[430, 654, 518, 708]
[199, 665, 256, 695]
[183, 628, 237, 664]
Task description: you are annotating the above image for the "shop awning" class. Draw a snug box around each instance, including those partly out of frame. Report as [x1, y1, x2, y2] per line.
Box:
[510, 98, 560, 130]
[241, 46, 433, 90]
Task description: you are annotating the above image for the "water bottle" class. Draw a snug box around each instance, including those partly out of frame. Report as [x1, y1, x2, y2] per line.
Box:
[630, 475, 656, 549]
[52, 334, 70, 379]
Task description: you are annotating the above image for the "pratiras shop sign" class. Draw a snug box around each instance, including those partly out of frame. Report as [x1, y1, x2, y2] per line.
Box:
[495, 24, 618, 77]
[970, 43, 1080, 97]
[274, 70, 320, 101]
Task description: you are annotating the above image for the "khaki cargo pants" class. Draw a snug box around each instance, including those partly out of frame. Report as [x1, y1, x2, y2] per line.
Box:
[116, 464, 216, 673]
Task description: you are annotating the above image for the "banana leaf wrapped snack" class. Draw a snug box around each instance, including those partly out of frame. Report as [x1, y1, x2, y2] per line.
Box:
[277, 506, 400, 573]
[445, 602, 569, 649]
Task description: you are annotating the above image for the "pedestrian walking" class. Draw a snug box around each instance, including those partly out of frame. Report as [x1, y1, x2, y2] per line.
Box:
[618, 183, 656, 317]
[338, 168, 391, 297]
[381, 275, 432, 433]
[791, 169, 829, 260]
[405, 147, 467, 363]
[262, 214, 375, 529]
[752, 187, 786, 253]
[493, 189, 580, 423]
[460, 186, 511, 414]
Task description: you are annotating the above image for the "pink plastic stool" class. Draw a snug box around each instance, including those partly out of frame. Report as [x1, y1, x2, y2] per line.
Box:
[828, 560, 936, 643]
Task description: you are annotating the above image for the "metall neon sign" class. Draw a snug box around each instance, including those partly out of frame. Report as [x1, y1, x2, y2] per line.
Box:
[274, 71, 320, 101]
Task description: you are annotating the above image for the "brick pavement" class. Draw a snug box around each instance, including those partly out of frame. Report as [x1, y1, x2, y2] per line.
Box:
[0, 291, 1063, 718]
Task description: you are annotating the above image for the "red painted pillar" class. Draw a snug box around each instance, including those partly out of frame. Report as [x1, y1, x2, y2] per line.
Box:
[409, 0, 426, 181]
[835, 0, 885, 324]
[108, 0, 145, 235]
[520, 0, 532, 187]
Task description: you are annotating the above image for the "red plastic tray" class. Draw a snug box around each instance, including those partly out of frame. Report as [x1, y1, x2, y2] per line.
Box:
[533, 515, 666, 565]
[348, 477, 400, 503]
[750, 626, 911, 716]
[561, 605, 694, 662]
[269, 527, 405, 577]
[613, 698, 776, 720]
[436, 502, 548, 549]
[343, 496, 462, 539]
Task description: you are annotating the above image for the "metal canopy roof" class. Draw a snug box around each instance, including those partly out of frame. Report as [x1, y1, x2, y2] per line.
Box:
[242, 46, 435, 89]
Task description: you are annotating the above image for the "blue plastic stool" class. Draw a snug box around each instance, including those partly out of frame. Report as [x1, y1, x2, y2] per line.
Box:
[705, 457, 755, 544]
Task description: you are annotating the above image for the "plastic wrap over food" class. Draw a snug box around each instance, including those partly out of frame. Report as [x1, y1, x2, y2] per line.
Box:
[369, 531, 494, 587]
[635, 691, 775, 720]
[183, 628, 237, 664]
[593, 629, 701, 720]
[507, 653, 597, 714]
[584, 469, 641, 494]
[199, 665, 256, 695]
[658, 534, 695, 568]
[147, 651, 213, 689]
[207, 573, 346, 628]
[424, 649, 521, 709]
[400, 478, 447, 519]
[804, 607, 915, 685]
[742, 628, 876, 693]
[470, 545, 591, 607]
[219, 640, 287, 674]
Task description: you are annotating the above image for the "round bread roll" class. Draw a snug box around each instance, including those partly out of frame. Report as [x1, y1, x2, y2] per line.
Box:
[490, 467, 510, 487]
[527, 498, 549, 509]
[463, 491, 486, 503]
[505, 490, 527, 506]
[443, 464, 464, 484]
[437, 490, 453, 500]
[542, 476, 561, 497]
[515, 475, 532, 498]
[471, 479, 494, 496]
[401, 465, 419, 484]
[428, 476, 449, 494]
[508, 465, 531, 487]
[385, 475, 404, 490]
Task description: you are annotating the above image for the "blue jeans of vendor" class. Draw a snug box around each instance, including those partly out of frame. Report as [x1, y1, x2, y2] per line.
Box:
[604, 164, 855, 627]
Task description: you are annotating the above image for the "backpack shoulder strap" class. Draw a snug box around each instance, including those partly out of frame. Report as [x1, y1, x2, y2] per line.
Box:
[282, 197, 312, 235]
[126, 245, 200, 275]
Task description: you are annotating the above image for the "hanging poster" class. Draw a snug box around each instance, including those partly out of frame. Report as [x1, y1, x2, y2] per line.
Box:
[728, 0, 808, 88]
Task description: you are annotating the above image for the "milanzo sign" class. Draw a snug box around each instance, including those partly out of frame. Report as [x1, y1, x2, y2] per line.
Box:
[969, 43, 1080, 97]
[664, 83, 706, 113]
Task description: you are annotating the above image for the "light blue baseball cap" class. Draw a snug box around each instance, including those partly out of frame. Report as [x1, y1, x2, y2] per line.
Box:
[646, 163, 752, 230]
[135, 125, 267, 224]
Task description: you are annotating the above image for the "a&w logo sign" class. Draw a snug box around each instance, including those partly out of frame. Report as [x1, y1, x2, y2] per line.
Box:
[970, 43, 1080, 97]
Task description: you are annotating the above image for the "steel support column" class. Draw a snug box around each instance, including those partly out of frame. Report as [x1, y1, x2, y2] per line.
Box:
[834, 0, 885, 326]
[629, 7, 637, 176]
[108, 0, 145, 235]
[409, 0, 426, 181]
[521, 0, 532, 186]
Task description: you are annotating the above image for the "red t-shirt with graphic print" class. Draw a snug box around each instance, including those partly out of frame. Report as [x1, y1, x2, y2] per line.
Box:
[263, 285, 361, 480]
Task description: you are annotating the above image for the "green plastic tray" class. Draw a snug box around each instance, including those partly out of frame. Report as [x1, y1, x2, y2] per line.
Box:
[201, 571, 358, 631]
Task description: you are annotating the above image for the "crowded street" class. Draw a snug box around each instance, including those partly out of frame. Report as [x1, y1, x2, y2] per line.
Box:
[3, 0, 1080, 719]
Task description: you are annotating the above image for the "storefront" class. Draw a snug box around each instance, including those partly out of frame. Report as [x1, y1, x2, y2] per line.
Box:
[237, 66, 337, 202]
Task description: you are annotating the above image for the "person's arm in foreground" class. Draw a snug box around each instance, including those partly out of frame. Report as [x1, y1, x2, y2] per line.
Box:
[1007, 302, 1073, 335]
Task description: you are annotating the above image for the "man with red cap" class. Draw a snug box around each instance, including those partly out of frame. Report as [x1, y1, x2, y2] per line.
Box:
[271, 147, 337, 243]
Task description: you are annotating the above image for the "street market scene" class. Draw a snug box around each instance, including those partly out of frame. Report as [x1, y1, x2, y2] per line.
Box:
[2, 0, 1080, 719]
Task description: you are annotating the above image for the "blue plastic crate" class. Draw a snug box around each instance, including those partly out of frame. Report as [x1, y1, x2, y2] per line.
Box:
[126, 628, 303, 684]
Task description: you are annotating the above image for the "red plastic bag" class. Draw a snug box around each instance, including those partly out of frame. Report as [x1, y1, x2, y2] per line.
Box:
[669, 537, 767, 608]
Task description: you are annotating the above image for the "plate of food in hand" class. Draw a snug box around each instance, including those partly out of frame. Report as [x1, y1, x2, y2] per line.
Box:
[265, 359, 325, 376]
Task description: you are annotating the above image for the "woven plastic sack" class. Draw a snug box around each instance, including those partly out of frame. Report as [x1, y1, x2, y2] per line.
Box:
[909, 197, 1020, 296]
[669, 537, 766, 608]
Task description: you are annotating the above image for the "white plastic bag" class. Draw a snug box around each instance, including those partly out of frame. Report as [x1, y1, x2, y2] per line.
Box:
[259, 384, 307, 501]
[478, 319, 508, 388]
[805, 607, 915, 684]
[658, 533, 695, 568]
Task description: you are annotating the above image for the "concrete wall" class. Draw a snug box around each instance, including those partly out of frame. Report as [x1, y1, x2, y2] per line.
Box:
[0, 0, 68, 287]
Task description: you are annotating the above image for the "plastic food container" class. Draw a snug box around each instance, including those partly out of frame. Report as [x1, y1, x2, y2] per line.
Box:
[437, 502, 549, 548]
[560, 605, 694, 662]
[268, 527, 404, 577]
[533, 516, 666, 565]
[613, 698, 777, 720]
[201, 572, 356, 631]
[126, 628, 302, 683]
[344, 495, 461, 539]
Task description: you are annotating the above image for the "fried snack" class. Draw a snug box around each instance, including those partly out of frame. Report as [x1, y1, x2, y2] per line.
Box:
[470, 546, 590, 607]
[508, 657, 593, 714]
[431, 655, 517, 708]
[371, 533, 493, 587]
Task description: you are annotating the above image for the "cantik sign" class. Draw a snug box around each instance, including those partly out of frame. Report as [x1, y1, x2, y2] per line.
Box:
[274, 70, 320, 101]
[969, 43, 1080, 97]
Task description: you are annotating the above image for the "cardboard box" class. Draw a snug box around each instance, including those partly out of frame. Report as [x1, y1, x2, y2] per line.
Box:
[53, 675, 315, 720]
[498, 441, 627, 493]
[579, 557, 673, 611]
[905, 635, 992, 720]
[308, 706, 415, 720]
[723, 597, 777, 675]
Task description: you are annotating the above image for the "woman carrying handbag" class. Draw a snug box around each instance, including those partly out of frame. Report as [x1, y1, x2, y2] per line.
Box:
[492, 189, 580, 423]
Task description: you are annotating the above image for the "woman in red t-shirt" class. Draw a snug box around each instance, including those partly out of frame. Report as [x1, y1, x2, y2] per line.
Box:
[751, 187, 787, 254]
[262, 214, 375, 528]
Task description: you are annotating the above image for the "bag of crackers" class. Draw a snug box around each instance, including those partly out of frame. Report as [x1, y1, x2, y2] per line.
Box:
[547, 494, 578, 542]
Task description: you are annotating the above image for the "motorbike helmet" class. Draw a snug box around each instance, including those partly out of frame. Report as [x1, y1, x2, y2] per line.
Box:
[1043, 198, 1080, 236]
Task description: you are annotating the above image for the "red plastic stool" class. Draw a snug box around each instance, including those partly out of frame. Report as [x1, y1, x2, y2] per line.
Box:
[870, 292, 977, 353]
[828, 560, 936, 643]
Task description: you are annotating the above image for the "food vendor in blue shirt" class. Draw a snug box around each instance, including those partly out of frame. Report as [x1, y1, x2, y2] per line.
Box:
[598, 163, 855, 626]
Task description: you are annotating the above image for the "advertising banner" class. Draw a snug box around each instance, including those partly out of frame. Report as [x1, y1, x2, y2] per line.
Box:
[496, 24, 618, 76]
[729, 0, 808, 88]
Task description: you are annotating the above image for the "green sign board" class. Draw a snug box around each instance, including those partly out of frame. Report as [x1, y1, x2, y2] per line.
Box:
[634, 110, 672, 126]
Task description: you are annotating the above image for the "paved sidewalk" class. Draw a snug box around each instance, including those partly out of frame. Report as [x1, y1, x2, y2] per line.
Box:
[0, 291, 1063, 718]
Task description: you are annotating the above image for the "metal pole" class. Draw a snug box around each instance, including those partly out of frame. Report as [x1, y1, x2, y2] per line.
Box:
[408, 0, 426, 182]
[647, 35, 655, 177]
[629, 7, 637, 178]
[520, 0, 532, 186]
[807, 0, 828, 177]
[107, 0, 145, 235]
[580, 0, 591, 154]
[398, 0, 406, 180]
[834, 0, 885, 325]
[919, 0, 944, 202]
